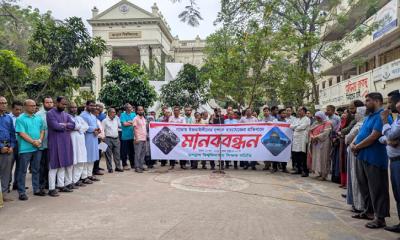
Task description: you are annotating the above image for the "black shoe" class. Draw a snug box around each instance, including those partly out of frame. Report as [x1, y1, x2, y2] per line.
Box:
[67, 184, 78, 190]
[75, 182, 85, 187]
[365, 218, 386, 229]
[19, 194, 28, 201]
[82, 178, 93, 184]
[135, 168, 143, 173]
[352, 213, 374, 220]
[202, 166, 207, 170]
[271, 168, 278, 173]
[384, 223, 400, 233]
[341, 194, 347, 198]
[301, 173, 309, 177]
[108, 169, 113, 173]
[48, 189, 59, 197]
[59, 187, 73, 193]
[148, 165, 154, 169]
[88, 176, 100, 182]
[251, 167, 257, 170]
[161, 163, 166, 167]
[115, 168, 124, 172]
[243, 166, 249, 170]
[33, 190, 46, 197]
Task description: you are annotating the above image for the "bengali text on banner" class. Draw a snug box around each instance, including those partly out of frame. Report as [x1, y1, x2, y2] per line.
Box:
[149, 122, 293, 162]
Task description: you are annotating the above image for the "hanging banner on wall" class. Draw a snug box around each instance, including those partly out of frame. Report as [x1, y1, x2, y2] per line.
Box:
[149, 122, 293, 162]
[373, 0, 398, 41]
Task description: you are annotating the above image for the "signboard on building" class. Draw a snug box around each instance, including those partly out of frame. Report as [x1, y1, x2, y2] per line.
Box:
[373, 58, 400, 82]
[373, 0, 398, 41]
[319, 72, 372, 108]
[109, 31, 142, 39]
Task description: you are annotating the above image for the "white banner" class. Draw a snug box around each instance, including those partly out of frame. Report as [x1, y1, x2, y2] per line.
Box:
[150, 122, 293, 162]
[373, 58, 400, 82]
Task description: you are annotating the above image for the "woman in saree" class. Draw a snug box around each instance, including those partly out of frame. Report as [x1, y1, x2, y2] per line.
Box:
[309, 111, 333, 181]
[345, 106, 366, 212]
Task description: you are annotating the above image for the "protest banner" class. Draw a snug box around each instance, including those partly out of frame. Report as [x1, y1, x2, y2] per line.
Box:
[149, 122, 293, 162]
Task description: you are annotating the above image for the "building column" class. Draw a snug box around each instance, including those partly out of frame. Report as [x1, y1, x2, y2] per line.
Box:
[152, 45, 163, 66]
[92, 45, 112, 98]
[139, 45, 150, 68]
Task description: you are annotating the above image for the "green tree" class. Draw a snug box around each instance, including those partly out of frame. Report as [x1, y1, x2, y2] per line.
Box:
[217, 0, 382, 104]
[160, 63, 209, 109]
[0, 1, 50, 65]
[28, 16, 107, 101]
[0, 50, 28, 100]
[99, 59, 157, 108]
[171, 0, 203, 26]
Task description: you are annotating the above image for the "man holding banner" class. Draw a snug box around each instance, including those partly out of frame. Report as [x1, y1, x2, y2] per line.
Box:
[169, 106, 187, 170]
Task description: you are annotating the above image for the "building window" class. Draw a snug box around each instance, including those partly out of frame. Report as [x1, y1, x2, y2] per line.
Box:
[322, 81, 326, 89]
[379, 46, 400, 66]
[328, 78, 332, 87]
[336, 76, 341, 83]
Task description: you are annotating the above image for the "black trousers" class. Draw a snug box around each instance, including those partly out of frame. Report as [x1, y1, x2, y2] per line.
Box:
[201, 161, 215, 168]
[273, 162, 287, 170]
[9, 144, 19, 189]
[170, 160, 187, 167]
[356, 159, 390, 218]
[292, 151, 308, 174]
[121, 139, 135, 168]
[39, 149, 49, 190]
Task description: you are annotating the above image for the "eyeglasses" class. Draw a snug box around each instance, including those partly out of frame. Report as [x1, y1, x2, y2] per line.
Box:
[0, 102, 7, 105]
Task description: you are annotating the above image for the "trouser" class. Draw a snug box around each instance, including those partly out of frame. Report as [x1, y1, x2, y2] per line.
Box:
[292, 151, 308, 174]
[48, 166, 73, 190]
[160, 160, 167, 166]
[93, 140, 102, 173]
[0, 153, 12, 193]
[356, 159, 390, 218]
[273, 162, 287, 170]
[9, 144, 19, 189]
[18, 151, 42, 195]
[39, 149, 49, 190]
[191, 160, 198, 168]
[105, 137, 122, 171]
[390, 160, 400, 218]
[201, 161, 215, 168]
[291, 151, 297, 170]
[72, 163, 85, 184]
[121, 139, 135, 168]
[134, 141, 146, 170]
[84, 162, 94, 178]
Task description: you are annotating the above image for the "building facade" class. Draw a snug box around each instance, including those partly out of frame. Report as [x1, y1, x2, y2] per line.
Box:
[88, 0, 206, 97]
[317, 0, 400, 108]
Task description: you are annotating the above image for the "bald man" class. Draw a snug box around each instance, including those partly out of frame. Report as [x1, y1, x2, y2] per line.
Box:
[15, 99, 45, 201]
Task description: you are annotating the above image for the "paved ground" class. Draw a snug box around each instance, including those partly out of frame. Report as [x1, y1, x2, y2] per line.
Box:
[0, 162, 399, 240]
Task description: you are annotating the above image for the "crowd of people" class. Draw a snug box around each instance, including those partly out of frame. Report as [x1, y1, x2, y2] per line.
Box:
[0, 91, 399, 233]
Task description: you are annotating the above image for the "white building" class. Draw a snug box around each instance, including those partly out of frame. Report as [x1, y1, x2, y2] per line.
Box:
[87, 0, 206, 97]
[317, 0, 400, 108]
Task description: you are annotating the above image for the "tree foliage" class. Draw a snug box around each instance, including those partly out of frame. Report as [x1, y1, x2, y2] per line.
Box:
[215, 0, 382, 105]
[28, 16, 107, 101]
[99, 59, 157, 109]
[171, 0, 203, 27]
[160, 63, 209, 109]
[0, 49, 28, 100]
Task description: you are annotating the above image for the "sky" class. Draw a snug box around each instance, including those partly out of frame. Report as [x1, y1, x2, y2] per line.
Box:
[18, 0, 221, 40]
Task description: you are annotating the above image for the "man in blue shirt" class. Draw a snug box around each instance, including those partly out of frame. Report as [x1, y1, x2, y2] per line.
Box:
[380, 90, 400, 233]
[351, 92, 391, 229]
[0, 97, 16, 202]
[8, 100, 22, 191]
[120, 103, 136, 170]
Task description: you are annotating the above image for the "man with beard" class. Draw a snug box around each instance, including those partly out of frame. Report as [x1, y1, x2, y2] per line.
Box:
[351, 92, 391, 229]
[169, 106, 186, 170]
[36, 97, 53, 191]
[381, 90, 400, 232]
[68, 103, 89, 187]
[47, 97, 75, 196]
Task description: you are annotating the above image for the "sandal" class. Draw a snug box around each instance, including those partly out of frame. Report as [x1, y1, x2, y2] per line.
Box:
[365, 219, 386, 229]
[352, 213, 373, 220]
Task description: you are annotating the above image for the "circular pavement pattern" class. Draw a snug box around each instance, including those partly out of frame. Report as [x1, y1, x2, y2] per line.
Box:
[170, 174, 250, 193]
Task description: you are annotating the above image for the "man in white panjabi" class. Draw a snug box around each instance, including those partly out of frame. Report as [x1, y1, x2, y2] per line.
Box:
[68, 103, 89, 187]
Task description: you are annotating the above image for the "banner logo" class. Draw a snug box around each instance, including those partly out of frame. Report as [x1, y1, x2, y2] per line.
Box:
[261, 127, 291, 156]
[152, 127, 180, 155]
